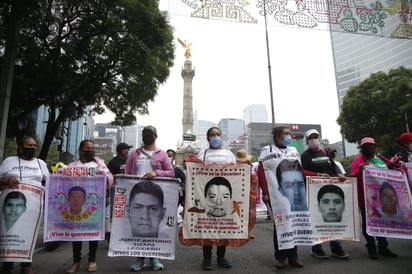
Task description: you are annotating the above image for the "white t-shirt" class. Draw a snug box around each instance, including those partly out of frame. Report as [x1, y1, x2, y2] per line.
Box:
[0, 156, 49, 185]
[197, 148, 236, 164]
[135, 149, 153, 176]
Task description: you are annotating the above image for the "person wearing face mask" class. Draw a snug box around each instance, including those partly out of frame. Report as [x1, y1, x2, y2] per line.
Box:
[0, 136, 49, 274]
[395, 132, 412, 163]
[301, 129, 348, 259]
[350, 137, 397, 260]
[125, 126, 175, 272]
[196, 127, 236, 270]
[258, 126, 310, 269]
[65, 140, 113, 274]
[108, 143, 133, 175]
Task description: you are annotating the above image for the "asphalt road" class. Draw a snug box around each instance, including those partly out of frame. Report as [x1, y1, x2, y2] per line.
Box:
[26, 217, 412, 274]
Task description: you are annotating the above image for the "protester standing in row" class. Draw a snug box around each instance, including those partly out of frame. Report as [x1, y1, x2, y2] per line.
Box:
[258, 126, 304, 269]
[108, 143, 133, 175]
[0, 136, 49, 274]
[349, 137, 397, 260]
[125, 126, 174, 272]
[301, 129, 348, 259]
[396, 132, 412, 163]
[197, 127, 235, 270]
[65, 140, 113, 274]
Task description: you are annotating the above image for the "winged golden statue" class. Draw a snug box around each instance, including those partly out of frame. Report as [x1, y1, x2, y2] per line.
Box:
[177, 38, 192, 60]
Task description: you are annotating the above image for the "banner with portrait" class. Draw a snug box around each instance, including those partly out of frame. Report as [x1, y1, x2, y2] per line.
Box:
[0, 182, 44, 262]
[108, 175, 179, 260]
[363, 166, 412, 239]
[259, 148, 313, 250]
[307, 176, 360, 244]
[404, 162, 412, 189]
[44, 167, 106, 242]
[181, 162, 251, 246]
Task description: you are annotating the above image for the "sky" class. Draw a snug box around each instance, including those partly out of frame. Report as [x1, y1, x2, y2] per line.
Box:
[94, 0, 342, 150]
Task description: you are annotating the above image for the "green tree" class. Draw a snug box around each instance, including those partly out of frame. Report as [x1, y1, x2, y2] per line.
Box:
[0, 0, 174, 160]
[337, 66, 412, 156]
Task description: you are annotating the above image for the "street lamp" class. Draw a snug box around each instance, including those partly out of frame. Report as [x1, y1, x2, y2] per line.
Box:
[260, 0, 276, 127]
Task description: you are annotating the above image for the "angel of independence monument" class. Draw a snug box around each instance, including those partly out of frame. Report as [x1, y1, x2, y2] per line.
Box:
[175, 38, 200, 165]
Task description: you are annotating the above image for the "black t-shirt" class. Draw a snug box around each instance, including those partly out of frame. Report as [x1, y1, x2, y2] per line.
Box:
[107, 156, 126, 175]
[301, 149, 339, 176]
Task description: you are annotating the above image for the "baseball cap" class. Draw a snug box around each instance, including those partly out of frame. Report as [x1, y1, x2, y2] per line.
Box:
[400, 132, 412, 143]
[305, 129, 320, 138]
[360, 137, 376, 146]
[142, 125, 157, 136]
[116, 143, 133, 153]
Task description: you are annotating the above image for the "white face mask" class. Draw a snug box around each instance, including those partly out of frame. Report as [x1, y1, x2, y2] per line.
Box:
[308, 138, 320, 149]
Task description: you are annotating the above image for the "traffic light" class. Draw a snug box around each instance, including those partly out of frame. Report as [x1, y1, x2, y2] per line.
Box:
[291, 133, 304, 139]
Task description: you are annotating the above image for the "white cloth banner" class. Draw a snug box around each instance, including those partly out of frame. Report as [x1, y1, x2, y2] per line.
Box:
[307, 176, 360, 244]
[44, 167, 106, 242]
[259, 146, 313, 249]
[108, 175, 179, 260]
[363, 166, 412, 239]
[182, 162, 250, 240]
[0, 182, 44, 262]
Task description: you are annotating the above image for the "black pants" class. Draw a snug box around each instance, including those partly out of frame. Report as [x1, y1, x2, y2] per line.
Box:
[2, 262, 31, 271]
[202, 245, 226, 261]
[360, 207, 388, 250]
[273, 223, 298, 261]
[72, 241, 98, 263]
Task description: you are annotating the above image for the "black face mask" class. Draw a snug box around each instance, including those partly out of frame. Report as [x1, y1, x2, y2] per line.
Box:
[22, 147, 36, 158]
[143, 134, 155, 146]
[83, 150, 95, 162]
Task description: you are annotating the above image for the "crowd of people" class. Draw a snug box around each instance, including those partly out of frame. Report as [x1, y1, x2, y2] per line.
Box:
[1, 127, 411, 274]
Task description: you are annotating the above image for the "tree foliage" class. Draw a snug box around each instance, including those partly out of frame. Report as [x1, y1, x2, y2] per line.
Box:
[337, 66, 412, 156]
[0, 0, 175, 160]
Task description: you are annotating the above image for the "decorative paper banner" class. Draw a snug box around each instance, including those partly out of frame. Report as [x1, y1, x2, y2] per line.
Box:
[44, 167, 106, 242]
[167, 0, 412, 39]
[363, 166, 412, 239]
[108, 176, 179, 260]
[182, 162, 250, 243]
[0, 182, 44, 262]
[307, 176, 360, 244]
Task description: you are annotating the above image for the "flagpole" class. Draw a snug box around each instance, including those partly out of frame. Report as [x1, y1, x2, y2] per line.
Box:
[263, 0, 276, 127]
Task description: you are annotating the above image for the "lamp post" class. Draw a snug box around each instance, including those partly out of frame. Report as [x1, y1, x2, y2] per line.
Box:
[262, 0, 276, 127]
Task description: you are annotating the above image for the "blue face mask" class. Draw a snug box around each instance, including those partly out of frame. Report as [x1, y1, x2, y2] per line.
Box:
[209, 136, 222, 148]
[282, 135, 292, 147]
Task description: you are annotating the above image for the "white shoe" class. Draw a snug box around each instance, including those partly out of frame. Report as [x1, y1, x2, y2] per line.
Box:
[150, 258, 164, 271]
[130, 258, 146, 271]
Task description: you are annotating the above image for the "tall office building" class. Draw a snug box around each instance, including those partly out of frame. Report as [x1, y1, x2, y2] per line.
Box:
[330, 18, 412, 156]
[35, 105, 93, 161]
[218, 118, 245, 149]
[123, 125, 140, 148]
[243, 104, 268, 126]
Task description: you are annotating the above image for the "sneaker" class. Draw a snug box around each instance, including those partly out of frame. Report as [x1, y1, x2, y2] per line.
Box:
[130, 258, 146, 272]
[202, 259, 212, 270]
[217, 258, 232, 268]
[150, 258, 164, 271]
[331, 246, 349, 259]
[378, 248, 398, 258]
[311, 247, 328, 259]
[368, 248, 380, 260]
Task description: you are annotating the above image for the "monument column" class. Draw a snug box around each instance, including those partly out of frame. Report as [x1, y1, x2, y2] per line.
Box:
[181, 60, 195, 135]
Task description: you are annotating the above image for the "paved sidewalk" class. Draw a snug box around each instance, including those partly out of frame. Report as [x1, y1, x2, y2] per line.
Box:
[27, 218, 412, 273]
